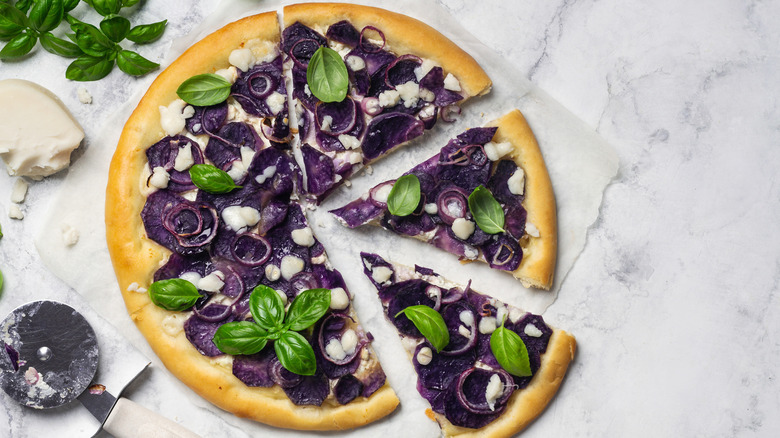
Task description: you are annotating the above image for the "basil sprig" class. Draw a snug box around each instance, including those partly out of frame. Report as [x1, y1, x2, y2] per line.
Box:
[148, 278, 201, 311]
[189, 164, 242, 194]
[306, 46, 349, 103]
[213, 286, 331, 376]
[490, 319, 532, 377]
[396, 305, 449, 352]
[387, 174, 421, 217]
[468, 185, 505, 234]
[176, 73, 232, 106]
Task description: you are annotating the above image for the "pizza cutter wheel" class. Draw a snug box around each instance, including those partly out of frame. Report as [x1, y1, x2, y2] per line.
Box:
[0, 300, 200, 438]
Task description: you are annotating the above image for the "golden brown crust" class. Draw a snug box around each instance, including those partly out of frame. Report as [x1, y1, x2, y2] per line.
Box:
[283, 3, 492, 98]
[488, 109, 558, 290]
[106, 11, 398, 430]
[438, 330, 576, 437]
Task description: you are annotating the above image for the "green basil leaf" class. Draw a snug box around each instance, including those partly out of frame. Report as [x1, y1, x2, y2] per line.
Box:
[176, 73, 231, 106]
[213, 322, 268, 355]
[490, 322, 532, 377]
[72, 22, 115, 57]
[395, 305, 449, 352]
[0, 4, 27, 41]
[387, 174, 421, 216]
[274, 331, 316, 376]
[116, 49, 158, 76]
[306, 46, 349, 103]
[66, 54, 114, 81]
[0, 32, 37, 59]
[285, 288, 331, 332]
[248, 285, 286, 331]
[468, 185, 505, 234]
[65, 14, 83, 26]
[0, 267, 4, 291]
[63, 0, 80, 12]
[122, 0, 141, 7]
[40, 32, 82, 57]
[100, 14, 130, 42]
[15, 0, 33, 14]
[0, 222, 3, 239]
[125, 19, 166, 44]
[29, 0, 63, 33]
[147, 278, 201, 311]
[188, 164, 241, 194]
[91, 0, 120, 16]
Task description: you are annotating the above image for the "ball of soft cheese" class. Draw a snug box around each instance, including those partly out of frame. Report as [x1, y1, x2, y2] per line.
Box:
[0, 79, 84, 178]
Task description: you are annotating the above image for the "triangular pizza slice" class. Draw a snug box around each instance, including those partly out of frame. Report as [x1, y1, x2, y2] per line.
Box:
[332, 109, 557, 289]
[360, 252, 575, 437]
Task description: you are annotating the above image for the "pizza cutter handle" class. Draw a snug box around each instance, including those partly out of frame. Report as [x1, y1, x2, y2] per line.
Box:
[104, 397, 201, 438]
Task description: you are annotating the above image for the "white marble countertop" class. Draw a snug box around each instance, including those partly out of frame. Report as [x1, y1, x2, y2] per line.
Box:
[1, 0, 779, 436]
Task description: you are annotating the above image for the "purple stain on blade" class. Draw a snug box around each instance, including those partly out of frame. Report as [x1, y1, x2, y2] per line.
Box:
[5, 344, 20, 371]
[88, 383, 106, 395]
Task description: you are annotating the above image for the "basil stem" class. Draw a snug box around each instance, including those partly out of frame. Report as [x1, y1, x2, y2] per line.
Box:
[306, 46, 349, 103]
[188, 164, 241, 194]
[176, 73, 232, 106]
[490, 321, 532, 377]
[213, 322, 268, 356]
[387, 174, 421, 217]
[274, 331, 317, 376]
[148, 278, 201, 311]
[249, 285, 286, 331]
[395, 305, 449, 352]
[468, 185, 505, 234]
[285, 288, 331, 332]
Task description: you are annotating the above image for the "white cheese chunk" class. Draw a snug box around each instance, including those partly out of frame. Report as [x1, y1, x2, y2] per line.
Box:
[265, 264, 281, 282]
[372, 184, 393, 204]
[524, 323, 543, 338]
[509, 308, 525, 324]
[255, 165, 277, 184]
[483, 141, 513, 161]
[325, 338, 346, 361]
[276, 289, 288, 306]
[159, 99, 195, 136]
[346, 55, 366, 71]
[443, 73, 461, 91]
[173, 145, 195, 172]
[10, 178, 28, 203]
[149, 166, 170, 189]
[485, 374, 504, 411]
[228, 48, 256, 72]
[419, 88, 435, 103]
[266, 91, 286, 115]
[416, 346, 433, 365]
[162, 314, 186, 337]
[338, 134, 361, 150]
[77, 87, 92, 104]
[414, 59, 437, 81]
[478, 316, 497, 334]
[330, 287, 350, 310]
[424, 203, 438, 215]
[452, 218, 475, 240]
[371, 266, 393, 285]
[280, 255, 304, 280]
[459, 311, 475, 327]
[214, 67, 238, 83]
[525, 222, 540, 238]
[396, 81, 420, 108]
[179, 272, 202, 286]
[60, 223, 79, 246]
[321, 115, 333, 132]
[304, 84, 311, 96]
[221, 205, 260, 232]
[291, 227, 315, 247]
[378, 89, 400, 107]
[341, 329, 358, 355]
[198, 271, 225, 292]
[495, 306, 508, 326]
[458, 325, 471, 338]
[507, 168, 525, 195]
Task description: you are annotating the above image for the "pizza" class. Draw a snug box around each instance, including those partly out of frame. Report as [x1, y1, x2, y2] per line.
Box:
[331, 110, 557, 289]
[359, 252, 575, 437]
[105, 4, 496, 431]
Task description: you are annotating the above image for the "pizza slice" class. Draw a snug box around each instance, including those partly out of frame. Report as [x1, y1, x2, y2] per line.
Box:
[360, 252, 575, 437]
[281, 3, 492, 202]
[331, 109, 557, 289]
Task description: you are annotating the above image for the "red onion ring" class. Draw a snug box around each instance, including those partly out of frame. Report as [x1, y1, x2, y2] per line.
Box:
[289, 271, 319, 295]
[426, 285, 442, 311]
[260, 117, 292, 143]
[246, 71, 275, 99]
[441, 285, 466, 305]
[436, 186, 469, 225]
[368, 180, 396, 208]
[440, 302, 477, 356]
[440, 104, 461, 122]
[359, 26, 385, 53]
[289, 38, 321, 68]
[230, 233, 272, 266]
[162, 203, 203, 237]
[318, 314, 363, 366]
[455, 367, 514, 414]
[384, 54, 423, 89]
[490, 243, 515, 267]
[269, 356, 303, 387]
[193, 302, 234, 323]
[360, 96, 383, 116]
[314, 97, 358, 137]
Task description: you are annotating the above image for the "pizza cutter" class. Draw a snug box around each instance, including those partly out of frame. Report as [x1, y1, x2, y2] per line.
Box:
[0, 300, 201, 438]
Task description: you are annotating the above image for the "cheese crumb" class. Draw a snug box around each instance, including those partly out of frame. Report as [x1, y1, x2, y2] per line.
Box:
[325, 338, 346, 361]
[371, 266, 393, 285]
[8, 204, 23, 219]
[478, 316, 497, 334]
[507, 168, 525, 195]
[378, 89, 400, 107]
[149, 166, 170, 189]
[266, 92, 286, 115]
[265, 264, 281, 282]
[77, 87, 92, 104]
[483, 141, 513, 161]
[280, 255, 304, 280]
[173, 145, 195, 172]
[424, 203, 438, 215]
[10, 178, 27, 203]
[198, 271, 225, 292]
[291, 227, 315, 247]
[443, 73, 461, 92]
[277, 289, 288, 305]
[372, 184, 393, 204]
[330, 287, 350, 310]
[255, 165, 277, 184]
[60, 223, 79, 246]
[485, 374, 504, 411]
[452, 218, 475, 240]
[159, 99, 195, 136]
[221, 205, 260, 232]
[524, 323, 543, 337]
[416, 347, 433, 365]
[414, 59, 437, 81]
[338, 134, 361, 150]
[179, 272, 202, 286]
[320, 115, 333, 132]
[228, 48, 256, 72]
[525, 222, 540, 238]
[396, 81, 420, 108]
[346, 55, 366, 71]
[214, 67, 238, 83]
[340, 329, 358, 355]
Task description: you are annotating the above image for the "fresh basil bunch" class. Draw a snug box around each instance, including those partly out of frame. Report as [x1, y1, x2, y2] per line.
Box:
[0, 0, 166, 81]
[396, 305, 449, 352]
[468, 185, 505, 234]
[387, 174, 421, 217]
[189, 164, 242, 194]
[306, 46, 349, 103]
[213, 285, 332, 376]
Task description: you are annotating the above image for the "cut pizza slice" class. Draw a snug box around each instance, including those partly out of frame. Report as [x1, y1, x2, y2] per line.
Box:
[360, 252, 575, 437]
[281, 3, 492, 202]
[332, 109, 557, 289]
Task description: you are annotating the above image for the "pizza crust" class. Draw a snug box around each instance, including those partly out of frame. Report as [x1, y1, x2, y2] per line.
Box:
[282, 2, 492, 98]
[106, 11, 399, 430]
[487, 109, 558, 290]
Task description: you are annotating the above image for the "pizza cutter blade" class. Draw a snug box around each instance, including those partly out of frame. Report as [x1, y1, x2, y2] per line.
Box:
[0, 301, 200, 438]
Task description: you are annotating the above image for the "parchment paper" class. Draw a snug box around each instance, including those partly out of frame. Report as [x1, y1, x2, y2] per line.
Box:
[35, 0, 618, 436]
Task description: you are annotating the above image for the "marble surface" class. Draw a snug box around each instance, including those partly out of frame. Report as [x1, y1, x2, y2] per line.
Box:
[1, 0, 778, 437]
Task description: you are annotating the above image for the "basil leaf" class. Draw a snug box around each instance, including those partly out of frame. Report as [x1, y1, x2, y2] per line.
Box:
[116, 49, 158, 76]
[490, 322, 532, 377]
[100, 14, 130, 42]
[248, 285, 286, 331]
[14, 0, 33, 14]
[126, 19, 166, 44]
[63, 0, 80, 12]
[29, 0, 63, 33]
[40, 32, 82, 58]
[0, 267, 4, 291]
[188, 164, 241, 194]
[213, 322, 268, 355]
[0, 4, 27, 41]
[0, 222, 3, 238]
[468, 185, 505, 234]
[148, 278, 201, 311]
[72, 22, 115, 57]
[395, 305, 449, 352]
[285, 288, 331, 332]
[274, 331, 316, 376]
[306, 46, 349, 103]
[387, 174, 421, 216]
[0, 32, 37, 59]
[66, 54, 114, 81]
[91, 0, 121, 16]
[122, 0, 141, 7]
[176, 73, 231, 106]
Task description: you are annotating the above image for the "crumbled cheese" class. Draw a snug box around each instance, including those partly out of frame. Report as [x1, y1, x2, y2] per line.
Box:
[345, 151, 363, 165]
[179, 272, 202, 286]
[365, 165, 374, 175]
[228, 146, 256, 181]
[265, 264, 281, 282]
[330, 287, 350, 310]
[396, 81, 420, 108]
[255, 165, 277, 184]
[452, 218, 475, 240]
[346, 55, 366, 71]
[341, 329, 358, 354]
[291, 227, 315, 247]
[338, 134, 361, 150]
[159, 99, 195, 136]
[320, 115, 333, 132]
[277, 289, 288, 305]
[464, 246, 479, 260]
[61, 223, 79, 246]
[173, 145, 195, 172]
[10, 178, 27, 203]
[419, 88, 435, 103]
[228, 48, 256, 72]
[507, 168, 525, 195]
[509, 308, 525, 323]
[214, 67, 238, 83]
[126, 282, 141, 292]
[525, 222, 540, 238]
[325, 338, 346, 361]
[364, 98, 381, 115]
[483, 141, 513, 161]
[371, 266, 393, 285]
[524, 323, 543, 338]
[478, 316, 497, 334]
[416, 346, 433, 365]
[266, 91, 286, 115]
[459, 311, 474, 327]
[443, 73, 461, 92]
[304, 84, 311, 96]
[198, 270, 225, 292]
[280, 255, 304, 280]
[378, 89, 400, 107]
[458, 325, 471, 338]
[149, 166, 170, 189]
[162, 314, 186, 337]
[77, 87, 92, 104]
[372, 184, 393, 204]
[424, 203, 438, 215]
[414, 59, 437, 81]
[495, 306, 508, 326]
[485, 374, 504, 411]
[222, 205, 260, 232]
[426, 285, 440, 299]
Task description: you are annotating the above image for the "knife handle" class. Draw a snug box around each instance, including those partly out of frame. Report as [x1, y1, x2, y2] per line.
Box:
[104, 397, 201, 438]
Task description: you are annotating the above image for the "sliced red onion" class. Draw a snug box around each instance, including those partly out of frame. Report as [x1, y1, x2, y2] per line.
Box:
[426, 285, 442, 311]
[162, 203, 203, 237]
[193, 302, 234, 323]
[230, 233, 271, 266]
[440, 144, 486, 166]
[440, 302, 477, 356]
[490, 243, 515, 267]
[318, 314, 362, 366]
[368, 180, 396, 208]
[246, 71, 276, 99]
[289, 38, 321, 68]
[314, 97, 358, 136]
[162, 203, 218, 248]
[359, 26, 385, 53]
[384, 54, 422, 89]
[360, 97, 383, 116]
[269, 356, 303, 388]
[441, 104, 461, 123]
[220, 265, 246, 298]
[455, 367, 514, 414]
[436, 186, 469, 225]
[441, 285, 466, 305]
[260, 117, 291, 143]
[289, 271, 319, 295]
